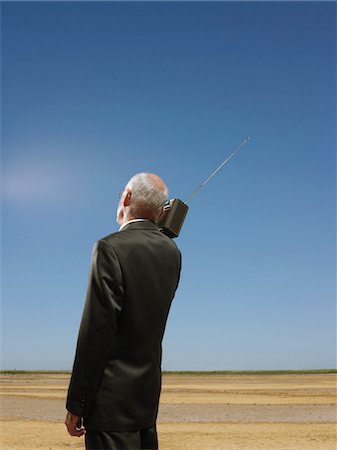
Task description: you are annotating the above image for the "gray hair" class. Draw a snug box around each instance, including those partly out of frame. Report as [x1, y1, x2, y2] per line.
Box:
[126, 173, 168, 221]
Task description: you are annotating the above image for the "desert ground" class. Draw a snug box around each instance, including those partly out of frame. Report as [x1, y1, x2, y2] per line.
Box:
[0, 372, 336, 449]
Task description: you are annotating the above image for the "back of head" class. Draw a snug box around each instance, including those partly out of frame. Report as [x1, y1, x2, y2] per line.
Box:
[127, 173, 168, 222]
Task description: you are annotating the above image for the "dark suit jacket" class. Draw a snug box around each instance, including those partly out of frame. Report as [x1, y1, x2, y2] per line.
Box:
[66, 220, 181, 431]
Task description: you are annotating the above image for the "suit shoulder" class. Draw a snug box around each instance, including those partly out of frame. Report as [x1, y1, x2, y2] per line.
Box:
[165, 233, 180, 249]
[159, 232, 181, 257]
[96, 229, 181, 256]
[95, 231, 122, 249]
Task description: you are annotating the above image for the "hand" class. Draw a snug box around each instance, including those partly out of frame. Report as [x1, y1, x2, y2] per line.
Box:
[65, 411, 86, 437]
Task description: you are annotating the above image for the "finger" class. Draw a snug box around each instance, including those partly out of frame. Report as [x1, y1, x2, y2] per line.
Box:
[71, 429, 85, 437]
[66, 423, 85, 437]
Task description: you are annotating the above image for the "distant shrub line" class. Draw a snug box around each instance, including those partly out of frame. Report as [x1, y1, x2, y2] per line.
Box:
[163, 369, 337, 375]
[0, 369, 336, 375]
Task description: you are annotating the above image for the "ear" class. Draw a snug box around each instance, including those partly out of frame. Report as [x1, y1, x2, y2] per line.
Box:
[123, 189, 132, 206]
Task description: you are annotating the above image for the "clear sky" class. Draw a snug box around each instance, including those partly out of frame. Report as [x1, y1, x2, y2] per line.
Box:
[1, 1, 336, 370]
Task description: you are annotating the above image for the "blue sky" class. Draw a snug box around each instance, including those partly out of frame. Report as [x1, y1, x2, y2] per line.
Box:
[1, 1, 336, 370]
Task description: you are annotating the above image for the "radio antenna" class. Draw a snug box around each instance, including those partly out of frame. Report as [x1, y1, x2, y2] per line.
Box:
[185, 136, 251, 204]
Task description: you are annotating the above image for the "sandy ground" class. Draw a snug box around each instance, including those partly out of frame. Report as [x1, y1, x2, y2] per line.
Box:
[0, 373, 336, 449]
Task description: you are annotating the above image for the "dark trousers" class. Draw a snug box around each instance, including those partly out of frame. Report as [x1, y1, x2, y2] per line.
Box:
[85, 424, 158, 450]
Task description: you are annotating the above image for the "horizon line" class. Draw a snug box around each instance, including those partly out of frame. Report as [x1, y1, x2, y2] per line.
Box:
[1, 369, 336, 375]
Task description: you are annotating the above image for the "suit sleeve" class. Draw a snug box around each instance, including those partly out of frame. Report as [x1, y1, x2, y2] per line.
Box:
[66, 239, 124, 417]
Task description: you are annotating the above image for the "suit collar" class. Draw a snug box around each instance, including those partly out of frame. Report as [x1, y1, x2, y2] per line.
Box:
[119, 218, 147, 231]
[119, 220, 159, 232]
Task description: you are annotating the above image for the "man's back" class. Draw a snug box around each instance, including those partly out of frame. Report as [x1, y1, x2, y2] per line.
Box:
[66, 220, 181, 431]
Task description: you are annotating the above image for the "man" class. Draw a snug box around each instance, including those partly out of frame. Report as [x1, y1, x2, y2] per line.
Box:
[65, 173, 181, 450]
